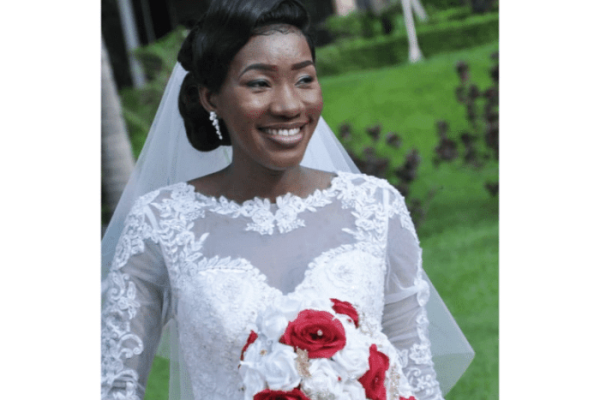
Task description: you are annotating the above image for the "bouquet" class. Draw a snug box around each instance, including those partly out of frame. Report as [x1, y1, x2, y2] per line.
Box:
[239, 295, 416, 400]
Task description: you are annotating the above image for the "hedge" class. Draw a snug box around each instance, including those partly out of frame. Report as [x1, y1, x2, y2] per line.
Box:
[324, 11, 380, 41]
[324, 5, 474, 43]
[315, 12, 498, 76]
[427, 6, 473, 24]
[426, 0, 467, 10]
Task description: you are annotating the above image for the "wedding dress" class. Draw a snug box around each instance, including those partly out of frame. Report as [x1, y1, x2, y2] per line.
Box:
[103, 171, 449, 400]
[101, 63, 473, 400]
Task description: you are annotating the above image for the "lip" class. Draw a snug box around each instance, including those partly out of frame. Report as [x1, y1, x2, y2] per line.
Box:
[259, 121, 309, 130]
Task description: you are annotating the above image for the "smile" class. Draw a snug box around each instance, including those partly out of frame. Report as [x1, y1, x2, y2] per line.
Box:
[259, 124, 306, 146]
[264, 128, 301, 136]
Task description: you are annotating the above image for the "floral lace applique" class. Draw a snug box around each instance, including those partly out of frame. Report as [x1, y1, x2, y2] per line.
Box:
[102, 191, 161, 400]
[154, 183, 206, 222]
[382, 181, 443, 400]
[196, 182, 337, 235]
[102, 270, 144, 400]
[386, 187, 418, 243]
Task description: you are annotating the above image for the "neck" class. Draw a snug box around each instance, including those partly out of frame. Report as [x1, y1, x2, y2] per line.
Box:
[221, 156, 307, 203]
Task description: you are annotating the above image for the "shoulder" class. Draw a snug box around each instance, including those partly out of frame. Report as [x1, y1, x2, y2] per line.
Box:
[333, 172, 416, 236]
[334, 171, 394, 188]
[334, 171, 404, 201]
[130, 182, 197, 213]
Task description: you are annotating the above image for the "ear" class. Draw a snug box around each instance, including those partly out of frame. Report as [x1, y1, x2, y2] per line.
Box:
[198, 86, 218, 114]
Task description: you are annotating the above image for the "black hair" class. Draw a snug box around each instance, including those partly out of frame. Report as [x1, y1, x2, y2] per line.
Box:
[177, 0, 315, 152]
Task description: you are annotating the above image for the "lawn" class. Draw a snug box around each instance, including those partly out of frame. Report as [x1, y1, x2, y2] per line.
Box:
[144, 42, 499, 400]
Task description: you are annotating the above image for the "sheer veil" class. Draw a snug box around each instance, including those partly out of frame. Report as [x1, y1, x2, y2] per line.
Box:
[101, 63, 474, 399]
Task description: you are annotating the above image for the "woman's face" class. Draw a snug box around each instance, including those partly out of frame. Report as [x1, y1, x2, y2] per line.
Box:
[205, 27, 323, 171]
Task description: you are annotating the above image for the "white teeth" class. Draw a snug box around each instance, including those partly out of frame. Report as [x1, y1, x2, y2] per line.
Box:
[265, 128, 301, 136]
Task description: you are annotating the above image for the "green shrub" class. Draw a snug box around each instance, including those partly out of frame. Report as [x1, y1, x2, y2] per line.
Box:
[427, 6, 472, 23]
[361, 11, 382, 39]
[324, 11, 383, 41]
[324, 5, 477, 45]
[324, 12, 363, 41]
[120, 27, 187, 157]
[324, 3, 418, 42]
[133, 26, 187, 80]
[377, 3, 405, 35]
[418, 13, 499, 53]
[425, 0, 468, 11]
[316, 12, 498, 76]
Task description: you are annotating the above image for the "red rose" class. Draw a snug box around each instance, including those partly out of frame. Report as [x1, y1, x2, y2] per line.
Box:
[331, 298, 359, 328]
[254, 388, 311, 400]
[241, 330, 258, 361]
[280, 309, 346, 358]
[358, 344, 390, 400]
[400, 397, 416, 400]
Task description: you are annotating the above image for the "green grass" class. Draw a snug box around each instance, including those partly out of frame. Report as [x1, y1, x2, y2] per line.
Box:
[144, 42, 499, 400]
[145, 356, 169, 399]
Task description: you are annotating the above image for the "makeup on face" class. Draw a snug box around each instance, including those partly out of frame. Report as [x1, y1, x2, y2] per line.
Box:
[211, 28, 323, 171]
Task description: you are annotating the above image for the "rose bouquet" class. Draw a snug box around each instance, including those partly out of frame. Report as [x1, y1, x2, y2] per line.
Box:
[239, 295, 416, 400]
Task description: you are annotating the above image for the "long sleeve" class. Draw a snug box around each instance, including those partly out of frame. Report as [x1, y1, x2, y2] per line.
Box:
[101, 199, 171, 400]
[382, 188, 444, 400]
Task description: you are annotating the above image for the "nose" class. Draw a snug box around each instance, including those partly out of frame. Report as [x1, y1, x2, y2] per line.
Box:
[270, 84, 303, 118]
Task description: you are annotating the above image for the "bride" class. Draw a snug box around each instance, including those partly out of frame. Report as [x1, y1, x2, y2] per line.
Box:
[101, 1, 473, 399]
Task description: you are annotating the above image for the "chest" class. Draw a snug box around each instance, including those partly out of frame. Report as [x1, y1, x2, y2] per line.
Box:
[155, 201, 392, 342]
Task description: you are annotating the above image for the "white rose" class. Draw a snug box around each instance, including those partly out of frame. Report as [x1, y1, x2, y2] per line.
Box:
[268, 296, 304, 321]
[301, 358, 344, 400]
[241, 336, 270, 365]
[341, 380, 367, 400]
[260, 343, 301, 391]
[331, 320, 370, 379]
[241, 368, 266, 400]
[257, 307, 290, 341]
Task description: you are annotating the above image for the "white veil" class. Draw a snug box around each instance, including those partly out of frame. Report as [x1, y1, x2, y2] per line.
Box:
[101, 63, 474, 399]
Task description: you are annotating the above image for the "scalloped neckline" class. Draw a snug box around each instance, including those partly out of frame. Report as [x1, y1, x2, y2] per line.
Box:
[186, 172, 345, 209]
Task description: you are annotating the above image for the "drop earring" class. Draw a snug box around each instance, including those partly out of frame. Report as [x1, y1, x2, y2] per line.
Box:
[209, 111, 223, 141]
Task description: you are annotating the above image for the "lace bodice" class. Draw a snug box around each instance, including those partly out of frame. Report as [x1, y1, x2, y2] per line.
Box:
[101, 172, 444, 400]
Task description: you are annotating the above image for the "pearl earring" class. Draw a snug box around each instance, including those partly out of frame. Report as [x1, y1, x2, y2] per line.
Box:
[209, 111, 223, 141]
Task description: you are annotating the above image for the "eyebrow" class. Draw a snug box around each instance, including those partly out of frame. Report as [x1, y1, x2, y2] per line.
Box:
[238, 60, 315, 78]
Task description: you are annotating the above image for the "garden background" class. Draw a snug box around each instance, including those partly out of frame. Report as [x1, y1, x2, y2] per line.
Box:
[103, 1, 499, 399]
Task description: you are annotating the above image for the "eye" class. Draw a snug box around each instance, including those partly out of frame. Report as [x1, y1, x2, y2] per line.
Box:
[247, 79, 270, 88]
[297, 75, 315, 86]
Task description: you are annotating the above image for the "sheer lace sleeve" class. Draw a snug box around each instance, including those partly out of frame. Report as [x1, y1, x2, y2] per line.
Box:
[101, 195, 170, 400]
[382, 188, 444, 400]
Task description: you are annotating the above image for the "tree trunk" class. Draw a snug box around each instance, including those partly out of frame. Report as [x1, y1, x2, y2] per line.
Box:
[116, 0, 146, 88]
[401, 0, 423, 62]
[410, 0, 428, 22]
[102, 37, 135, 220]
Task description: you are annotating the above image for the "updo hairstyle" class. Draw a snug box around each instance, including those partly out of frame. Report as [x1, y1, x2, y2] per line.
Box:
[177, 0, 315, 152]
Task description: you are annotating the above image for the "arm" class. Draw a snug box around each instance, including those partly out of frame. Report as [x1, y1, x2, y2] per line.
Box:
[101, 201, 170, 400]
[382, 188, 444, 400]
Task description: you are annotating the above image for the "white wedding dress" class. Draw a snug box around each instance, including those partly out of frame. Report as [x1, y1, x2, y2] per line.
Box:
[101, 171, 447, 400]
